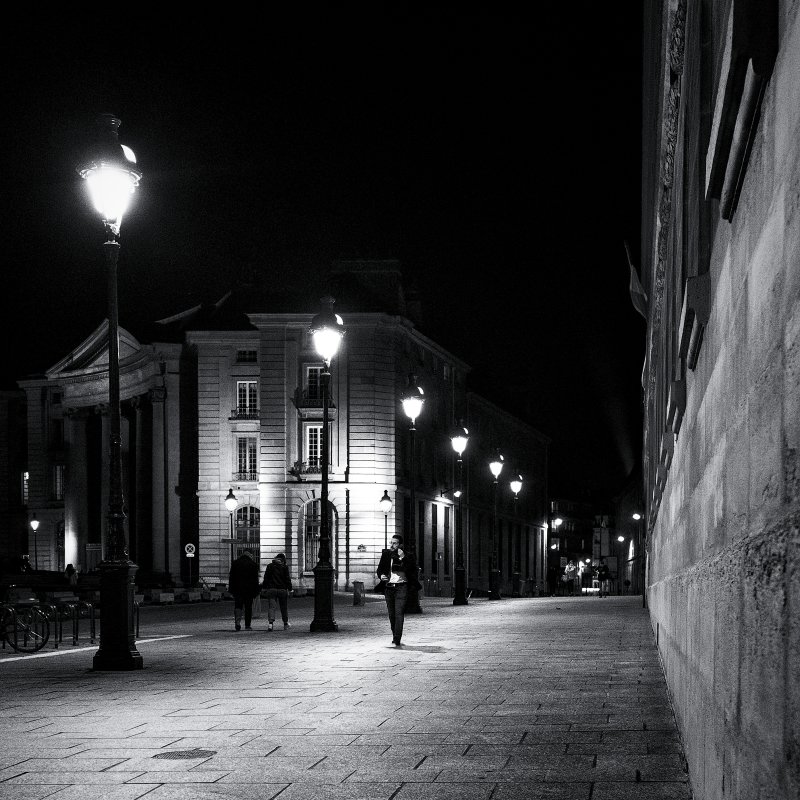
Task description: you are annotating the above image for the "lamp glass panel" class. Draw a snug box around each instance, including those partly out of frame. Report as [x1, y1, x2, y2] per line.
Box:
[85, 166, 136, 223]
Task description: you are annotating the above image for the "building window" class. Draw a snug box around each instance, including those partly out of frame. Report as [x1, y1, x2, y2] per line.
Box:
[303, 499, 334, 572]
[21, 471, 29, 506]
[444, 506, 450, 575]
[236, 350, 257, 363]
[304, 423, 323, 472]
[233, 505, 260, 563]
[235, 437, 257, 481]
[52, 464, 65, 501]
[235, 381, 258, 418]
[305, 365, 323, 401]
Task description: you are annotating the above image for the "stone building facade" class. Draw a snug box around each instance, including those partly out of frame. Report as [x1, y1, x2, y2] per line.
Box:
[18, 297, 549, 598]
[641, 1, 798, 797]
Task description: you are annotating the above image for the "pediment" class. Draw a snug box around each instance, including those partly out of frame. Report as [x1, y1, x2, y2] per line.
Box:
[46, 320, 144, 379]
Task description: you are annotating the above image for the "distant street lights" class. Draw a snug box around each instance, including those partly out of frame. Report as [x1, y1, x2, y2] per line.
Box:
[510, 474, 522, 596]
[450, 422, 469, 606]
[488, 449, 504, 600]
[30, 514, 39, 571]
[401, 374, 425, 614]
[224, 488, 238, 568]
[78, 113, 143, 671]
[379, 490, 393, 549]
[309, 297, 345, 633]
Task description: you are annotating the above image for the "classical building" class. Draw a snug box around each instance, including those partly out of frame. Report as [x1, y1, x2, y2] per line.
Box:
[641, 2, 797, 798]
[18, 265, 550, 597]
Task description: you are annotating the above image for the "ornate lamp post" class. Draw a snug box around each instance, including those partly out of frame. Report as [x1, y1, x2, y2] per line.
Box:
[510, 474, 522, 596]
[450, 422, 469, 606]
[488, 449, 504, 600]
[401, 374, 425, 614]
[379, 490, 393, 549]
[78, 113, 143, 671]
[309, 297, 345, 632]
[30, 514, 40, 571]
[225, 488, 238, 569]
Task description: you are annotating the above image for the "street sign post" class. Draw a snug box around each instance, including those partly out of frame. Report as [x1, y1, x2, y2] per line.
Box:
[185, 543, 196, 587]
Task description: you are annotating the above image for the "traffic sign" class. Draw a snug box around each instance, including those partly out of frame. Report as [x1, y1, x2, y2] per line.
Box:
[185, 543, 196, 555]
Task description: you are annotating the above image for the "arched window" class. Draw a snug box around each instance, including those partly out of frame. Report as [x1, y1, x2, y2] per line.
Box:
[233, 506, 260, 563]
[303, 500, 335, 572]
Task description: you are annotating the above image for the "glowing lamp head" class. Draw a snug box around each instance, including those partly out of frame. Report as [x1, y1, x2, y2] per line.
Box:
[450, 422, 469, 457]
[78, 114, 142, 236]
[310, 296, 345, 364]
[510, 475, 523, 496]
[453, 489, 462, 498]
[632, 512, 642, 521]
[489, 450, 504, 480]
[379, 490, 393, 515]
[550, 543, 558, 550]
[224, 488, 238, 513]
[401, 374, 425, 425]
[618, 535, 625, 542]
[30, 515, 39, 532]
[553, 517, 563, 528]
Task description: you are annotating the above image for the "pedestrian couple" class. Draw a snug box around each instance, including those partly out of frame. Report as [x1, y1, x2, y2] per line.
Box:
[376, 535, 421, 647]
[228, 551, 293, 631]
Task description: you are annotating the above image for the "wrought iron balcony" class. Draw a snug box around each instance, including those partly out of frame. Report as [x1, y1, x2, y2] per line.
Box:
[294, 387, 325, 408]
[289, 459, 321, 476]
[232, 471, 258, 482]
[229, 408, 260, 420]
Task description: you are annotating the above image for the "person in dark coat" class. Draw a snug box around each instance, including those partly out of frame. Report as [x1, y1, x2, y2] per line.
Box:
[228, 551, 260, 631]
[262, 553, 293, 631]
[376, 534, 421, 647]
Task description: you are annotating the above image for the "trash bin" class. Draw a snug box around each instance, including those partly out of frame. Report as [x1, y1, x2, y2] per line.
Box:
[353, 581, 365, 606]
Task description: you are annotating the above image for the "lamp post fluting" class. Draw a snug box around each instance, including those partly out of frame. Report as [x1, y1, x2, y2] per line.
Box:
[450, 423, 469, 606]
[310, 297, 345, 632]
[379, 490, 393, 549]
[78, 113, 143, 671]
[30, 514, 40, 571]
[225, 488, 238, 568]
[401, 374, 425, 614]
[510, 475, 522, 596]
[488, 449, 504, 600]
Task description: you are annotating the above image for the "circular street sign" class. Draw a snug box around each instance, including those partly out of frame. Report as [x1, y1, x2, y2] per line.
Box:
[185, 543, 196, 555]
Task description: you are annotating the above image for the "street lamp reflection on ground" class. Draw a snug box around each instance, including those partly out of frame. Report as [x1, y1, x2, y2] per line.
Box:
[79, 113, 143, 671]
[488, 449, 504, 600]
[450, 422, 469, 606]
[30, 515, 39, 571]
[510, 475, 522, 596]
[401, 374, 425, 614]
[309, 297, 345, 633]
[379, 490, 393, 549]
[225, 488, 238, 569]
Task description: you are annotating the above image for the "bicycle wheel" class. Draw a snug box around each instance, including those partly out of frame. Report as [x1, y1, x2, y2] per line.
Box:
[2, 606, 50, 653]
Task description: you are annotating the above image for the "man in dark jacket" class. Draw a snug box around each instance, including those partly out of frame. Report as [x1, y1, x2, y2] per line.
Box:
[376, 535, 421, 646]
[262, 553, 293, 631]
[228, 550, 260, 631]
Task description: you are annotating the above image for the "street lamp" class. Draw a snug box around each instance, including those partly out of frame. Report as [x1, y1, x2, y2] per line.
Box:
[225, 488, 238, 569]
[632, 512, 646, 608]
[309, 296, 345, 632]
[379, 490, 393, 549]
[30, 514, 39, 571]
[488, 449, 504, 600]
[450, 422, 469, 606]
[401, 374, 425, 614]
[509, 474, 522, 596]
[78, 113, 143, 671]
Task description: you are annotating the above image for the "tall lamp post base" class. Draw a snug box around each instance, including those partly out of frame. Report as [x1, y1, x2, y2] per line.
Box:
[453, 565, 468, 606]
[92, 561, 143, 671]
[488, 569, 502, 601]
[309, 562, 339, 632]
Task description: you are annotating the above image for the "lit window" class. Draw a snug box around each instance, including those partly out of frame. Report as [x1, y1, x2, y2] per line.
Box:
[21, 471, 29, 506]
[305, 365, 323, 401]
[304, 424, 323, 471]
[233, 505, 260, 563]
[235, 437, 257, 480]
[236, 381, 258, 416]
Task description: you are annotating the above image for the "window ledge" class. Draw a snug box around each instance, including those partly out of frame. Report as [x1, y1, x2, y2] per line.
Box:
[679, 274, 711, 369]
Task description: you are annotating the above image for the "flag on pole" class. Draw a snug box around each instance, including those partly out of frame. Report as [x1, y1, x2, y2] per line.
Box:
[625, 240, 648, 319]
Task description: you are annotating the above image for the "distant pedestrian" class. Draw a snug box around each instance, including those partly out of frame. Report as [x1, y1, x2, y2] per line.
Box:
[564, 560, 577, 596]
[376, 534, 421, 646]
[228, 551, 260, 631]
[64, 563, 78, 588]
[262, 553, 293, 631]
[597, 558, 611, 597]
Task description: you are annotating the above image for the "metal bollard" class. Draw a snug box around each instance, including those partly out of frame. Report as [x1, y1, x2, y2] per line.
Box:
[352, 581, 365, 606]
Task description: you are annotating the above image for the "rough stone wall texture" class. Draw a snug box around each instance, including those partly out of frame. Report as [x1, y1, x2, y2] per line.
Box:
[648, 5, 800, 800]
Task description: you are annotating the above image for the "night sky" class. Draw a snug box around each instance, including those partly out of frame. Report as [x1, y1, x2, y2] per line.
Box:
[3, 10, 644, 503]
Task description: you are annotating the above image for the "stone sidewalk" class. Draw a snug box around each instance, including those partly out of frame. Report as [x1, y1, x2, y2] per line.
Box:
[0, 594, 691, 800]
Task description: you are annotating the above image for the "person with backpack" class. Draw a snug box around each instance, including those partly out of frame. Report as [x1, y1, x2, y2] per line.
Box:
[262, 553, 293, 631]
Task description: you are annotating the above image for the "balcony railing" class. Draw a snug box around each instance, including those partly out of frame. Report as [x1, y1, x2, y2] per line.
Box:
[233, 471, 258, 482]
[229, 408, 260, 420]
[290, 459, 321, 476]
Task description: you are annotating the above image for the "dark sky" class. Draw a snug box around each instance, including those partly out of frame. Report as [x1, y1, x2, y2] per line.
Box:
[2, 10, 644, 503]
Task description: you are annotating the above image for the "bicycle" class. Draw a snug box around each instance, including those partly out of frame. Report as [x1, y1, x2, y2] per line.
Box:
[0, 604, 50, 653]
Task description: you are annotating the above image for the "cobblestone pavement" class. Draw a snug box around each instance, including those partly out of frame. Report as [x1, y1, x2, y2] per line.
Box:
[0, 594, 691, 800]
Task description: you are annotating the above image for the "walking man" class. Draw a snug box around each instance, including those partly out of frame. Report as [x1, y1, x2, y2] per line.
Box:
[376, 534, 420, 647]
[262, 553, 293, 631]
[228, 550, 259, 631]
